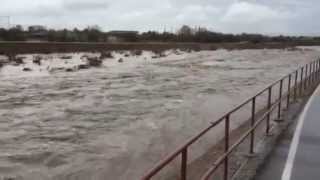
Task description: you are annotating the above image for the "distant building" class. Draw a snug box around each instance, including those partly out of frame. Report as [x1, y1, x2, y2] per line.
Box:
[28, 25, 46, 32]
[27, 25, 48, 42]
[107, 30, 139, 42]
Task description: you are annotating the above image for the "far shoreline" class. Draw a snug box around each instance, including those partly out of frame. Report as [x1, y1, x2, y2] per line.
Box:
[1, 41, 320, 54]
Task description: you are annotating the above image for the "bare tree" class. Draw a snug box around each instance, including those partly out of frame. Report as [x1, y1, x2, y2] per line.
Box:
[178, 25, 192, 36]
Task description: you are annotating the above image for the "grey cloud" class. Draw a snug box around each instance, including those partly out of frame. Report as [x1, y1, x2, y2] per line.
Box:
[0, 0, 320, 35]
[63, 0, 109, 11]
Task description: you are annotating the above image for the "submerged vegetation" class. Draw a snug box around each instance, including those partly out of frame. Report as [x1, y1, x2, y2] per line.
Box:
[0, 49, 192, 73]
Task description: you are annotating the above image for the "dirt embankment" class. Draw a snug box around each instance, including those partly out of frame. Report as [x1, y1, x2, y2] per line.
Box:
[0, 41, 319, 54]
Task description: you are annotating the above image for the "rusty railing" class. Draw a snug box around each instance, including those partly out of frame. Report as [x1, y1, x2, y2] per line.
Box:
[141, 59, 320, 180]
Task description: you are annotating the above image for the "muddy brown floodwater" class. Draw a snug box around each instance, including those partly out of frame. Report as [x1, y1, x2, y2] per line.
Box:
[0, 48, 319, 180]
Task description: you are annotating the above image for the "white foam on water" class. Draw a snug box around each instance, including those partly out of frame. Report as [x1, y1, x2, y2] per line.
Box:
[0, 47, 319, 180]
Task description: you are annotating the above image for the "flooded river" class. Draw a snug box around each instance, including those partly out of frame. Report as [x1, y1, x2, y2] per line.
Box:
[0, 48, 319, 180]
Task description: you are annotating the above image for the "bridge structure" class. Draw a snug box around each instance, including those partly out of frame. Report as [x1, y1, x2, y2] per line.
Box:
[141, 59, 320, 180]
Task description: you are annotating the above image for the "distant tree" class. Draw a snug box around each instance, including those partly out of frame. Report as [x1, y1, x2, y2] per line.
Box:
[0, 28, 6, 41]
[47, 29, 56, 42]
[0, 23, 320, 43]
[5, 25, 26, 41]
[177, 25, 193, 42]
[85, 26, 102, 42]
[178, 25, 192, 36]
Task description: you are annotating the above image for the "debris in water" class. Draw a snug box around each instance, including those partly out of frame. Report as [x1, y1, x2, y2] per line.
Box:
[65, 68, 75, 72]
[100, 51, 113, 59]
[78, 64, 90, 70]
[22, 67, 32, 72]
[87, 57, 102, 67]
[9, 55, 25, 65]
[132, 50, 143, 56]
[49, 67, 65, 73]
[152, 50, 166, 58]
[81, 55, 89, 60]
[33, 55, 42, 65]
[60, 55, 73, 59]
[118, 58, 124, 63]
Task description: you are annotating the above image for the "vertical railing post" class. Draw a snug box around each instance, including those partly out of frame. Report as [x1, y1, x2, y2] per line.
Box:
[316, 60, 318, 80]
[318, 60, 320, 82]
[287, 74, 291, 109]
[313, 61, 317, 85]
[181, 148, 187, 180]
[266, 87, 272, 135]
[316, 60, 318, 82]
[310, 61, 314, 87]
[300, 67, 304, 96]
[313, 61, 316, 84]
[318, 59, 320, 82]
[314, 60, 316, 83]
[305, 64, 308, 90]
[309, 62, 312, 88]
[294, 70, 298, 101]
[316, 60, 318, 83]
[316, 59, 320, 81]
[224, 115, 230, 180]
[278, 79, 283, 120]
[316, 59, 320, 83]
[319, 59, 320, 77]
[312, 61, 315, 85]
[313, 61, 317, 84]
[315, 60, 319, 84]
[310, 62, 313, 86]
[250, 97, 256, 154]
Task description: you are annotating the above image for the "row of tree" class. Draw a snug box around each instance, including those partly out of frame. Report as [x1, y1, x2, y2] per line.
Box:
[0, 25, 319, 43]
[0, 25, 104, 42]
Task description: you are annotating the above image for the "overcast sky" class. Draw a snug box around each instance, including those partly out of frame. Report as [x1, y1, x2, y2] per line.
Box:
[0, 0, 319, 35]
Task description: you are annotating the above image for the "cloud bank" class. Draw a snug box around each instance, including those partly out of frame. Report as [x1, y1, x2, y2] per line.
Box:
[0, 0, 319, 35]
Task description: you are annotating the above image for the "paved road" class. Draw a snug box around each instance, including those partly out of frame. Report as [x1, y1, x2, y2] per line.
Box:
[255, 86, 320, 180]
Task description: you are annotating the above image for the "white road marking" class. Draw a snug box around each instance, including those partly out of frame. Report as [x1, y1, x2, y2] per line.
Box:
[281, 86, 320, 180]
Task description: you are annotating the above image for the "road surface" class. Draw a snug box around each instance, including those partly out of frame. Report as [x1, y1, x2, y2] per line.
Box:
[255, 85, 320, 180]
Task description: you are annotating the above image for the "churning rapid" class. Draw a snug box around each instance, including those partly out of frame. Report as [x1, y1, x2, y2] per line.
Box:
[0, 47, 319, 180]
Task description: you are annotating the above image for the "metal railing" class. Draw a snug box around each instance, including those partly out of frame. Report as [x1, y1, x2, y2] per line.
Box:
[141, 59, 320, 180]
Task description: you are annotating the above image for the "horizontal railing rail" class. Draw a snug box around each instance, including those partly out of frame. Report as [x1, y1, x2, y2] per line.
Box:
[141, 59, 320, 180]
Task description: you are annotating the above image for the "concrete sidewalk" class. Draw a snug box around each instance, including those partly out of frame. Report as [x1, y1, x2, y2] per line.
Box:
[254, 119, 298, 180]
[255, 85, 320, 180]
